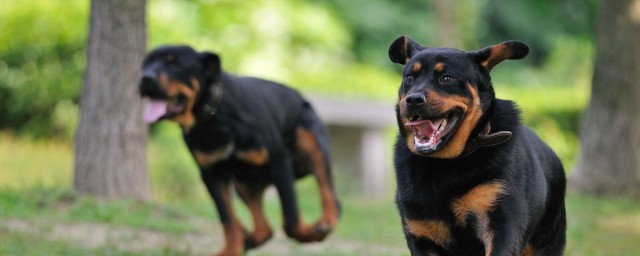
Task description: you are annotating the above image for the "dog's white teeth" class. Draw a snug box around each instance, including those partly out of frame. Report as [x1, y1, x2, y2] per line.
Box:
[434, 119, 447, 136]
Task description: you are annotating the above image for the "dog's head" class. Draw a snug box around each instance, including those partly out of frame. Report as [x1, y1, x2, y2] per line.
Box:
[388, 36, 529, 158]
[139, 45, 221, 128]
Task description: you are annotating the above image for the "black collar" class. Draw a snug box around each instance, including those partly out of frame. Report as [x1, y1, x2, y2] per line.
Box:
[199, 81, 223, 121]
[457, 122, 512, 158]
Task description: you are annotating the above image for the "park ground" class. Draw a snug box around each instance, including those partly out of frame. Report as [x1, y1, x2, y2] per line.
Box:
[2, 187, 640, 256]
[2, 129, 640, 256]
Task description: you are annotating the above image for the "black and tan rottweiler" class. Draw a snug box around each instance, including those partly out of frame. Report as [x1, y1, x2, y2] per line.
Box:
[388, 36, 566, 256]
[139, 46, 340, 256]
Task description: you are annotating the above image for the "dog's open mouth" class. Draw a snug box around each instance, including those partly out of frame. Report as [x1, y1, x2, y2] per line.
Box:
[405, 111, 460, 153]
[143, 96, 186, 124]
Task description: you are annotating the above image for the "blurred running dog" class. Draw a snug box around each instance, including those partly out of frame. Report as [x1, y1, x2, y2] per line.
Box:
[139, 45, 340, 256]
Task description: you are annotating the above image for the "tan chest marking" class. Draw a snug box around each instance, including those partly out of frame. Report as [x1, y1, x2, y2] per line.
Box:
[521, 243, 534, 256]
[451, 181, 506, 255]
[192, 143, 234, 168]
[404, 219, 453, 247]
[235, 148, 269, 166]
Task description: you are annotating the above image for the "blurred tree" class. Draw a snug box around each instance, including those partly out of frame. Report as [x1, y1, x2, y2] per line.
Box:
[571, 0, 640, 198]
[432, 0, 461, 48]
[74, 0, 150, 201]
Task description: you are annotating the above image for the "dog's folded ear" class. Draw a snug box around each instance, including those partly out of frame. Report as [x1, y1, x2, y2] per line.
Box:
[388, 36, 426, 65]
[200, 52, 221, 78]
[469, 41, 529, 71]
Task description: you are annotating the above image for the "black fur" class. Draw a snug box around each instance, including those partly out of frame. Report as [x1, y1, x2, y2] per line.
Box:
[389, 36, 566, 256]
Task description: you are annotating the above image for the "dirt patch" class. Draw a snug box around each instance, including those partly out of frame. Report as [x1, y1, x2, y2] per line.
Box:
[1, 218, 406, 255]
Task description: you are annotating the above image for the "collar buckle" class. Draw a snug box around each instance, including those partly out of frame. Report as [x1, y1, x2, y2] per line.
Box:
[458, 122, 512, 158]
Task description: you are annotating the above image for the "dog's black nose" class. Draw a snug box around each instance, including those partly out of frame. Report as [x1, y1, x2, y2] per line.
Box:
[405, 93, 426, 106]
[139, 71, 159, 97]
[142, 70, 156, 82]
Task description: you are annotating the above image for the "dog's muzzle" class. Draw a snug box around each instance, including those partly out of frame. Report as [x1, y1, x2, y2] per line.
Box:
[139, 71, 166, 99]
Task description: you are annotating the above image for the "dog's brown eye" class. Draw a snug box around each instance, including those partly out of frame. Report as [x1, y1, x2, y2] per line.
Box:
[406, 75, 414, 84]
[439, 75, 454, 84]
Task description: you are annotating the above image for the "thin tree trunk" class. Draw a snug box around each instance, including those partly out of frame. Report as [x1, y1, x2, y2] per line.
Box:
[570, 0, 640, 198]
[431, 0, 461, 48]
[74, 0, 150, 201]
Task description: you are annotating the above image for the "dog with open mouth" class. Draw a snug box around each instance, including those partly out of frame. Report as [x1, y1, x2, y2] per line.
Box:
[389, 36, 566, 256]
[139, 45, 340, 256]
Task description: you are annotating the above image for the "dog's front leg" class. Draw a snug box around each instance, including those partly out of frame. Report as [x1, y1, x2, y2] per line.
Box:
[233, 180, 273, 249]
[481, 212, 524, 256]
[404, 234, 444, 256]
[201, 174, 246, 256]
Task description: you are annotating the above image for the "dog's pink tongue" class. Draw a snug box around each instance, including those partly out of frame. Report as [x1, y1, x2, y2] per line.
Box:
[143, 100, 167, 124]
[405, 119, 442, 138]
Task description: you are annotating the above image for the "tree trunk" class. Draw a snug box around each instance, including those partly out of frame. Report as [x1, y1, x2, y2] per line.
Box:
[570, 0, 640, 198]
[74, 0, 150, 201]
[431, 0, 462, 48]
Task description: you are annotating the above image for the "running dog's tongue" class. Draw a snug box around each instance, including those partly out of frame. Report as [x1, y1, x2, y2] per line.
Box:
[405, 119, 443, 138]
[143, 100, 167, 124]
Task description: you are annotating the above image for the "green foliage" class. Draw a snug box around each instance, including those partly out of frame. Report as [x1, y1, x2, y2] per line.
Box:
[0, 1, 87, 138]
[314, 0, 439, 67]
[0, 0, 597, 141]
[147, 122, 208, 202]
[148, 0, 398, 100]
[480, 0, 599, 65]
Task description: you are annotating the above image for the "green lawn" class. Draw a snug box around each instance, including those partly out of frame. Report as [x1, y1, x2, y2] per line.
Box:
[1, 186, 640, 255]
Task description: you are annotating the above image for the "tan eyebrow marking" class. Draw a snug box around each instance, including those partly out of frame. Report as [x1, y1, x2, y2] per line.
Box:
[412, 63, 422, 72]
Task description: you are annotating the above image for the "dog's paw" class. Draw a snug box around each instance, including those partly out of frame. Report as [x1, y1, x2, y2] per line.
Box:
[314, 221, 333, 235]
[312, 218, 338, 241]
[244, 229, 273, 249]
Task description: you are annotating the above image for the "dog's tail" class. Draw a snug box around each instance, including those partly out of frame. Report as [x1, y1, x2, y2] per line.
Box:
[296, 101, 333, 180]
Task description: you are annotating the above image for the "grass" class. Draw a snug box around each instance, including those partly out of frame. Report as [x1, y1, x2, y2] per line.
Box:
[565, 194, 640, 256]
[0, 133, 73, 188]
[0, 228, 182, 256]
[2, 186, 640, 255]
[0, 187, 213, 237]
[0, 230, 99, 256]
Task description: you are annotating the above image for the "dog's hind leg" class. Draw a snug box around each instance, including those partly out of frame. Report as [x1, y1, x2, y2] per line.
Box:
[295, 126, 341, 237]
[291, 103, 341, 239]
[233, 180, 273, 249]
[271, 156, 333, 243]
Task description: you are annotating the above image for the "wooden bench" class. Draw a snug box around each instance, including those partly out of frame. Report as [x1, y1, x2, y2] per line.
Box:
[308, 96, 396, 197]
